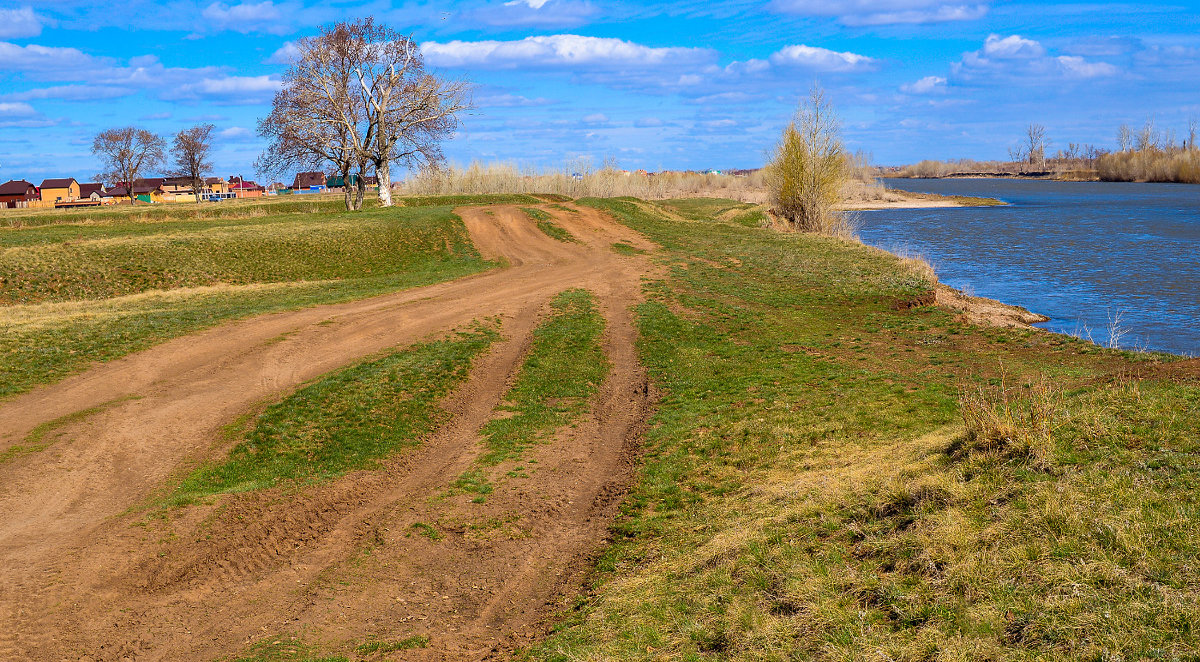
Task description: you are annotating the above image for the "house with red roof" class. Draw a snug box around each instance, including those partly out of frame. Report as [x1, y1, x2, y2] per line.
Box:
[0, 180, 40, 208]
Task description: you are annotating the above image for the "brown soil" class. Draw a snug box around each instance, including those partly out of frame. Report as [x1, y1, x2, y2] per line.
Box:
[0, 204, 660, 661]
[935, 284, 1050, 330]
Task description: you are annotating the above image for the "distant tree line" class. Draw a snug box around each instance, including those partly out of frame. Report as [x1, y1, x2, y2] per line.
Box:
[900, 116, 1200, 184]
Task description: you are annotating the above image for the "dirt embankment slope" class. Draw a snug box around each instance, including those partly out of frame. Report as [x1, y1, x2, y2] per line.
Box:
[0, 204, 658, 660]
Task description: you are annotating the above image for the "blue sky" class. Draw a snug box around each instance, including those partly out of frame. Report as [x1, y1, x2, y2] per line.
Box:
[1, 0, 1198, 182]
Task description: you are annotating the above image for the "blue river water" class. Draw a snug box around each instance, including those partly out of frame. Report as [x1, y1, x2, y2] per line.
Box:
[859, 178, 1200, 356]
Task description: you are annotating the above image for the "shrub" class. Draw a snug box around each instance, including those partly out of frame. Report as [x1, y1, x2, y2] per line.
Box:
[765, 87, 855, 237]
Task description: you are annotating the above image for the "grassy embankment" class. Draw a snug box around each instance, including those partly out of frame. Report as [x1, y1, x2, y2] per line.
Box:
[0, 194, 539, 398]
[522, 198, 1200, 661]
[167, 321, 499, 505]
[519, 207, 577, 242]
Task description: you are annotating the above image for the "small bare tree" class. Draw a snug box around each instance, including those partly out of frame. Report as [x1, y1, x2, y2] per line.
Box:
[766, 86, 851, 236]
[348, 18, 471, 207]
[1117, 124, 1132, 152]
[1188, 117, 1198, 152]
[1136, 116, 1159, 152]
[170, 124, 214, 204]
[1025, 123, 1047, 170]
[92, 127, 165, 205]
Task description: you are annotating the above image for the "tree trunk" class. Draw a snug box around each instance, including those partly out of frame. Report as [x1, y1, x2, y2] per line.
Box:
[377, 161, 393, 207]
[354, 169, 367, 210]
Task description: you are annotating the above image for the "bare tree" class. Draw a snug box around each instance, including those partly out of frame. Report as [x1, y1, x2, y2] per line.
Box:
[257, 22, 372, 211]
[1136, 116, 1159, 152]
[1189, 117, 1198, 152]
[92, 127, 165, 205]
[170, 124, 214, 204]
[765, 86, 851, 236]
[1117, 124, 1132, 152]
[348, 18, 471, 207]
[1025, 123, 1047, 170]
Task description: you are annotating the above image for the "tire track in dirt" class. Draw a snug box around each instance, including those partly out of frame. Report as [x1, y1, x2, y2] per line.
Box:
[0, 203, 659, 661]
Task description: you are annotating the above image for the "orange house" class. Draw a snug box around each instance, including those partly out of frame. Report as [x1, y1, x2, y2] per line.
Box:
[39, 178, 80, 203]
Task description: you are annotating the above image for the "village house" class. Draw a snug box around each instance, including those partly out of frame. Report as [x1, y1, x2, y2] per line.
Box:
[39, 178, 80, 203]
[291, 171, 327, 192]
[161, 177, 198, 203]
[0, 180, 40, 208]
[231, 180, 265, 198]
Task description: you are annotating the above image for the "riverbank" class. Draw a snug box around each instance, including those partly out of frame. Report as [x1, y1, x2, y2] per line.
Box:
[527, 196, 1199, 661]
[868, 178, 1200, 356]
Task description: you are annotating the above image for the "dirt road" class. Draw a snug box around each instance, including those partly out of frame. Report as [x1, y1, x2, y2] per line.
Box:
[0, 204, 658, 660]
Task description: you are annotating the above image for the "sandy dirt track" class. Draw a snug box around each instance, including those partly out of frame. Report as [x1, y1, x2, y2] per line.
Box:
[0, 204, 658, 660]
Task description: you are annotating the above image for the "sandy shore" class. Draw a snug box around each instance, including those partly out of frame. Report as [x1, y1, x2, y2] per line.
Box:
[841, 190, 1006, 211]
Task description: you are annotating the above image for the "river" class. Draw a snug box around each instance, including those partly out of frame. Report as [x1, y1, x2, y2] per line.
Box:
[862, 178, 1200, 356]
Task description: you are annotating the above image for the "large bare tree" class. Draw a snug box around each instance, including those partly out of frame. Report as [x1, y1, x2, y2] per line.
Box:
[347, 18, 471, 207]
[257, 22, 372, 211]
[92, 127, 165, 205]
[170, 124, 215, 204]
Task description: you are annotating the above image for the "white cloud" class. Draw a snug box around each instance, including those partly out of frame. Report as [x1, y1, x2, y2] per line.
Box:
[473, 0, 598, 28]
[0, 102, 37, 117]
[474, 93, 555, 107]
[201, 2, 289, 34]
[901, 75, 947, 94]
[266, 41, 298, 64]
[0, 7, 43, 39]
[981, 34, 1045, 59]
[583, 113, 608, 123]
[769, 44, 876, 72]
[1056, 56, 1118, 78]
[161, 75, 282, 104]
[422, 34, 711, 69]
[11, 84, 133, 101]
[219, 126, 253, 139]
[771, 0, 987, 25]
[955, 34, 1117, 81]
[0, 42, 100, 73]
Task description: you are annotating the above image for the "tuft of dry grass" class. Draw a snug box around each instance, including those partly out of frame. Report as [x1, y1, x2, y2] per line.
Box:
[957, 377, 1063, 469]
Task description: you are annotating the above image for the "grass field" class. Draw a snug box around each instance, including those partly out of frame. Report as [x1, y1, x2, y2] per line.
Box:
[0, 197, 505, 398]
[524, 198, 1200, 661]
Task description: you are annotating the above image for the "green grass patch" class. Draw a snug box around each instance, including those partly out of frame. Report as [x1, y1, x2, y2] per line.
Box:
[398, 193, 545, 208]
[654, 197, 755, 221]
[1, 395, 141, 463]
[519, 207, 576, 243]
[167, 321, 499, 505]
[354, 636, 429, 655]
[0, 203, 493, 399]
[231, 634, 348, 662]
[453, 289, 607, 500]
[525, 198, 1200, 660]
[410, 522, 443, 541]
[610, 241, 646, 256]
